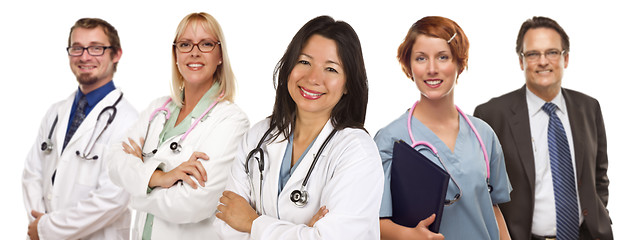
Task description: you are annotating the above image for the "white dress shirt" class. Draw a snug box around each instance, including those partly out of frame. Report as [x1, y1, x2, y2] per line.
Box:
[526, 87, 583, 236]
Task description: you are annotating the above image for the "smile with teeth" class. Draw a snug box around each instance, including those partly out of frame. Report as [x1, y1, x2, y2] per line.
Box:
[536, 70, 552, 73]
[300, 87, 324, 98]
[187, 63, 203, 67]
[425, 80, 442, 85]
[79, 66, 96, 69]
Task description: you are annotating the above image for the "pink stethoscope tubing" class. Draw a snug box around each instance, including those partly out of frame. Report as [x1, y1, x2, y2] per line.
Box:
[407, 101, 491, 191]
[141, 91, 224, 157]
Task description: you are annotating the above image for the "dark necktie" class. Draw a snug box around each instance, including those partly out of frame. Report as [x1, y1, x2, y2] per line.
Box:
[63, 95, 88, 150]
[53, 95, 88, 185]
[542, 102, 579, 239]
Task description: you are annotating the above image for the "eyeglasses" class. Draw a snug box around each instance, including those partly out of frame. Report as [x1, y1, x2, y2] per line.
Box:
[67, 46, 113, 56]
[521, 49, 566, 62]
[173, 40, 221, 53]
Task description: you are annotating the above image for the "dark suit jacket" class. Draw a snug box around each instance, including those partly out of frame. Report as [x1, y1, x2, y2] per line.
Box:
[474, 85, 612, 240]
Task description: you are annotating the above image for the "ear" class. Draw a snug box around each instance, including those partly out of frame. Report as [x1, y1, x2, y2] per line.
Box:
[518, 56, 524, 71]
[563, 52, 569, 69]
[112, 48, 123, 64]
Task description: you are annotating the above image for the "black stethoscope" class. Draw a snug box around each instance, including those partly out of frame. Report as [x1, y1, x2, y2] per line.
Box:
[40, 92, 123, 160]
[245, 126, 338, 211]
[141, 92, 224, 159]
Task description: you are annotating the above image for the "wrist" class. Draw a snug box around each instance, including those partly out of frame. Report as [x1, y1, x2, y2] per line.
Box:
[148, 169, 165, 188]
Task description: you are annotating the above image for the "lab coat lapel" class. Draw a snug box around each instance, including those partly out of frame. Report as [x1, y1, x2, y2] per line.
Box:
[508, 86, 536, 190]
[280, 121, 335, 199]
[263, 129, 286, 215]
[54, 93, 75, 156]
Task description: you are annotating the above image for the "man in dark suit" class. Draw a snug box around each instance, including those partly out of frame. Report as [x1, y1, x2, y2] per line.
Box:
[474, 16, 612, 240]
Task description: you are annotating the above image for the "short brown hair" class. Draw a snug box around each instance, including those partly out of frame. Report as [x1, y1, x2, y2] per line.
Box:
[515, 16, 570, 56]
[68, 18, 121, 71]
[397, 16, 469, 79]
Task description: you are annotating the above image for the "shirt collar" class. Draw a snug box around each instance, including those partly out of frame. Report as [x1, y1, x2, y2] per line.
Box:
[74, 80, 116, 108]
[526, 86, 567, 117]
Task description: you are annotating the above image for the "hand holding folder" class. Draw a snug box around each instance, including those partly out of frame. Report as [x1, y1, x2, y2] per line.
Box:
[390, 140, 449, 233]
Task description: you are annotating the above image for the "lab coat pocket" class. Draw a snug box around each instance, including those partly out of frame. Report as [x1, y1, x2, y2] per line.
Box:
[74, 142, 105, 188]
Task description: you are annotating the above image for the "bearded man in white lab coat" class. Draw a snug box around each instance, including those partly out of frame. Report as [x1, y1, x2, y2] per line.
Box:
[22, 18, 138, 240]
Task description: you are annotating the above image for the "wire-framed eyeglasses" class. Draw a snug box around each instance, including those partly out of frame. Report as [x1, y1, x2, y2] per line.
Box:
[521, 49, 566, 62]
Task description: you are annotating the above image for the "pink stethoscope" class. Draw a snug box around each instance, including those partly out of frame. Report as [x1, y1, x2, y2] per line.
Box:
[407, 101, 492, 205]
[141, 92, 224, 158]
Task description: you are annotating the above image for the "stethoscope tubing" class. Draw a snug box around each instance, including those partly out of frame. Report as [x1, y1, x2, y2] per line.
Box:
[141, 91, 224, 159]
[407, 101, 492, 203]
[41, 92, 123, 161]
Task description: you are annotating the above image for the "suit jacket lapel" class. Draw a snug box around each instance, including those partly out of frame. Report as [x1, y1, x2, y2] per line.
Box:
[508, 86, 536, 189]
[562, 89, 585, 182]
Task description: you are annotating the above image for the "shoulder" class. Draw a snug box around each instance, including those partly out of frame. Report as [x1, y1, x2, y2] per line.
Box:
[562, 88, 600, 106]
[475, 87, 524, 112]
[330, 127, 380, 162]
[374, 112, 409, 141]
[464, 114, 498, 142]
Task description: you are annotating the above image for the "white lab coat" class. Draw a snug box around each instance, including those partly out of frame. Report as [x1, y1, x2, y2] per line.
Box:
[107, 96, 249, 240]
[213, 119, 384, 240]
[22, 88, 138, 240]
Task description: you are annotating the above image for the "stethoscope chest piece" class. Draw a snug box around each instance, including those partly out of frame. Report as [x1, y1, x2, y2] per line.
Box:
[290, 189, 308, 207]
[170, 142, 182, 153]
[41, 140, 53, 152]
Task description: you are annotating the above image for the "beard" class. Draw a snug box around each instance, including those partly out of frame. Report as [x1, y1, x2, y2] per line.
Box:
[76, 73, 100, 86]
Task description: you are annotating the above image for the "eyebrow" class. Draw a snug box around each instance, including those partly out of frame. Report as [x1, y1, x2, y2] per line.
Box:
[71, 41, 107, 46]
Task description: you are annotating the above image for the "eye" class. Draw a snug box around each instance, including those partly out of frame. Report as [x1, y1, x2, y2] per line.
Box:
[326, 67, 339, 73]
[438, 55, 450, 61]
[298, 60, 310, 65]
[415, 56, 426, 62]
[179, 42, 192, 48]
[89, 46, 103, 51]
[526, 52, 540, 58]
[547, 50, 560, 56]
[71, 46, 84, 52]
[201, 41, 215, 47]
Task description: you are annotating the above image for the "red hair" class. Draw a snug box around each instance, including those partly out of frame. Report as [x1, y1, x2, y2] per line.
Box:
[397, 16, 469, 79]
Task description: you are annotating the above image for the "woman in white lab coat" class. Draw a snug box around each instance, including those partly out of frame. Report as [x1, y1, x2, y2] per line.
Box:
[213, 15, 384, 239]
[107, 12, 249, 239]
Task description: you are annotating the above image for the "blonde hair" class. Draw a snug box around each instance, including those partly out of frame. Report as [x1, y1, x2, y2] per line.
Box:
[170, 12, 236, 105]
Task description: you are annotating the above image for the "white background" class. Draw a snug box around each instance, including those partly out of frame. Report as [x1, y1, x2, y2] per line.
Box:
[1, 0, 634, 238]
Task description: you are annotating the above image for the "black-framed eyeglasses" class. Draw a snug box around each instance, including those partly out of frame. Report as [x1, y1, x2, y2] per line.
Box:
[173, 40, 221, 53]
[67, 46, 113, 56]
[521, 49, 566, 62]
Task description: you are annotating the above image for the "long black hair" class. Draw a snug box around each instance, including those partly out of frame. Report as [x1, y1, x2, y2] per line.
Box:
[270, 15, 368, 140]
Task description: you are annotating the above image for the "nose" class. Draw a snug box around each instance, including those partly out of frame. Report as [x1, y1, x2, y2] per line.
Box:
[79, 49, 93, 61]
[190, 45, 202, 57]
[427, 60, 438, 76]
[538, 53, 550, 65]
[307, 66, 322, 85]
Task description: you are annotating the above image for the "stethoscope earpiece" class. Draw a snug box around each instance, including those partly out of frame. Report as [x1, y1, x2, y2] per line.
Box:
[290, 189, 308, 207]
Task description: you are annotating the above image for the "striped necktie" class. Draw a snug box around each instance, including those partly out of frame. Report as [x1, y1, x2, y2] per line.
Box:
[542, 102, 579, 239]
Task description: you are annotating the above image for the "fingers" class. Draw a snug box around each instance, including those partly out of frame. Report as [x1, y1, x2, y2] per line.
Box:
[418, 213, 436, 227]
[190, 152, 209, 161]
[176, 161, 206, 187]
[128, 138, 142, 154]
[121, 141, 133, 154]
[31, 210, 44, 218]
[308, 206, 329, 227]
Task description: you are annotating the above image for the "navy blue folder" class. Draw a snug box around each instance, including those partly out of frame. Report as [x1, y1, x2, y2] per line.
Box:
[390, 140, 449, 233]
